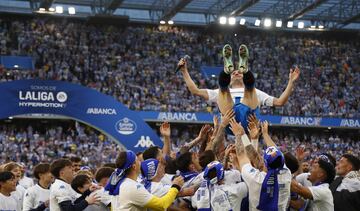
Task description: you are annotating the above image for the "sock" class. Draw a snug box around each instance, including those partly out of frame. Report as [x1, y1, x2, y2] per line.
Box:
[243, 70, 255, 90]
[218, 71, 231, 90]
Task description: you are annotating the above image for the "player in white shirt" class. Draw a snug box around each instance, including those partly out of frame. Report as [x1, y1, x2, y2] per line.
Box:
[230, 119, 291, 211]
[191, 161, 248, 211]
[105, 150, 185, 211]
[0, 171, 18, 211]
[178, 45, 300, 116]
[49, 158, 100, 211]
[291, 154, 336, 211]
[19, 163, 34, 189]
[3, 162, 26, 210]
[23, 163, 53, 211]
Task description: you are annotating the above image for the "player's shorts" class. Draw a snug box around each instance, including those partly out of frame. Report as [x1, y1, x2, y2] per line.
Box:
[225, 102, 260, 135]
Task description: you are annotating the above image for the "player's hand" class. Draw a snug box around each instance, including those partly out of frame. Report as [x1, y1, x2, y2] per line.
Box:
[261, 120, 269, 135]
[289, 66, 300, 83]
[225, 144, 236, 157]
[197, 124, 212, 140]
[85, 192, 101, 205]
[172, 175, 185, 188]
[295, 145, 309, 162]
[178, 58, 188, 72]
[247, 114, 260, 139]
[89, 183, 101, 192]
[213, 115, 219, 128]
[44, 200, 49, 207]
[229, 118, 245, 136]
[160, 122, 171, 138]
[221, 109, 235, 127]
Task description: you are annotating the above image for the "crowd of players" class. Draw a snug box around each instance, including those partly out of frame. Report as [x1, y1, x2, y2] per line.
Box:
[0, 17, 359, 117]
[0, 120, 359, 210]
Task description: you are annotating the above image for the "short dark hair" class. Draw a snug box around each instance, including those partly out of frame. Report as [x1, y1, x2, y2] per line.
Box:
[33, 163, 51, 180]
[115, 151, 132, 176]
[318, 159, 335, 184]
[95, 167, 114, 183]
[176, 152, 193, 172]
[284, 152, 299, 174]
[322, 153, 336, 167]
[142, 146, 161, 160]
[103, 163, 116, 169]
[71, 174, 91, 194]
[342, 154, 360, 171]
[50, 159, 72, 178]
[165, 159, 177, 174]
[199, 150, 215, 170]
[70, 157, 82, 163]
[0, 171, 14, 183]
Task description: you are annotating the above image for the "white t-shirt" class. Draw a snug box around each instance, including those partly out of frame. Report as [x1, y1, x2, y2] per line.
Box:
[0, 192, 18, 211]
[19, 176, 34, 189]
[307, 183, 334, 211]
[191, 180, 248, 210]
[149, 181, 171, 197]
[111, 178, 153, 211]
[185, 169, 242, 188]
[296, 173, 312, 187]
[49, 179, 80, 211]
[23, 184, 50, 211]
[207, 88, 274, 106]
[10, 184, 25, 211]
[241, 163, 291, 211]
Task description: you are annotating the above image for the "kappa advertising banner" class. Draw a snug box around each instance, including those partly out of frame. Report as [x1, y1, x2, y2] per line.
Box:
[0, 80, 162, 152]
[136, 111, 360, 128]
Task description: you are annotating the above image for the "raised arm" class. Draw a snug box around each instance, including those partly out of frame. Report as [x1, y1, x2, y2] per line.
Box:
[211, 109, 234, 157]
[180, 124, 211, 154]
[229, 118, 250, 171]
[179, 58, 209, 100]
[246, 115, 265, 171]
[273, 66, 300, 106]
[160, 122, 171, 157]
[261, 121, 276, 147]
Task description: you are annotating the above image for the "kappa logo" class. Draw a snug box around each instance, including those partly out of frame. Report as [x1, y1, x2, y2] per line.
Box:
[134, 136, 155, 148]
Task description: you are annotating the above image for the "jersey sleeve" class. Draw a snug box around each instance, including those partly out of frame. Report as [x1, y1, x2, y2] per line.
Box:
[206, 89, 219, 103]
[241, 163, 265, 185]
[255, 89, 274, 106]
[308, 185, 331, 202]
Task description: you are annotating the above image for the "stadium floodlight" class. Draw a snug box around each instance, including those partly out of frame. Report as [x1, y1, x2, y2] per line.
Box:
[228, 17, 236, 25]
[318, 25, 324, 29]
[276, 20, 282, 27]
[264, 18, 271, 27]
[240, 18, 246, 25]
[310, 25, 316, 29]
[39, 8, 45, 12]
[14, 65, 19, 68]
[68, 7, 76, 15]
[298, 22, 304, 29]
[254, 19, 261, 26]
[211, 74, 216, 77]
[55, 6, 63, 14]
[168, 20, 174, 25]
[287, 21, 293, 28]
[219, 16, 227, 25]
[49, 7, 55, 12]
[160, 20, 166, 24]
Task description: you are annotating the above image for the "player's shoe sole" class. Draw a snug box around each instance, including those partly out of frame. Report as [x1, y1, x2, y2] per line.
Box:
[238, 44, 249, 73]
[223, 44, 234, 74]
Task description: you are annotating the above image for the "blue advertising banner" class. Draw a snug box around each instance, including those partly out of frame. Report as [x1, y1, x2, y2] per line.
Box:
[136, 111, 360, 128]
[0, 80, 162, 152]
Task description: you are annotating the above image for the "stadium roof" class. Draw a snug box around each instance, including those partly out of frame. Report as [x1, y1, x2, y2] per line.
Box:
[0, 0, 359, 30]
